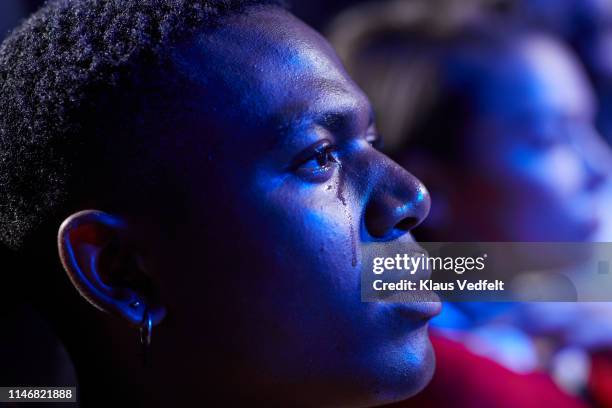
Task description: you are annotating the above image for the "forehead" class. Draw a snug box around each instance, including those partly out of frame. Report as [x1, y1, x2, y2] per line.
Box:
[170, 6, 369, 133]
[469, 35, 594, 121]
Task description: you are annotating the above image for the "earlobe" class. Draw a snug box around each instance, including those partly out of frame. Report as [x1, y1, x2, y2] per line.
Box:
[57, 209, 165, 327]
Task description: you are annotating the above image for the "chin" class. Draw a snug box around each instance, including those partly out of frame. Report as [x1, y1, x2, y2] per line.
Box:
[395, 334, 436, 399]
[363, 329, 436, 407]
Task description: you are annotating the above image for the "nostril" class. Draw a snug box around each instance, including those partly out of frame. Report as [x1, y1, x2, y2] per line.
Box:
[364, 182, 430, 239]
[365, 203, 425, 239]
[395, 216, 420, 232]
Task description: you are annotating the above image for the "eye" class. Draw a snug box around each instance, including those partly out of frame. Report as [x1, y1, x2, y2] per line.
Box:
[366, 130, 383, 149]
[291, 140, 339, 180]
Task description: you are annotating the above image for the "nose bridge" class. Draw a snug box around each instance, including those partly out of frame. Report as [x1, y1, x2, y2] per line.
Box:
[349, 148, 388, 198]
[360, 150, 431, 239]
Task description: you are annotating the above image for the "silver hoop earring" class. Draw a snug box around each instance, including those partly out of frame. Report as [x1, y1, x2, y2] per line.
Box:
[139, 307, 152, 366]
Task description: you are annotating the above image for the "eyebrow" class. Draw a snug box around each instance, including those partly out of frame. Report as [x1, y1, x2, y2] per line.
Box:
[316, 106, 375, 135]
[267, 99, 375, 149]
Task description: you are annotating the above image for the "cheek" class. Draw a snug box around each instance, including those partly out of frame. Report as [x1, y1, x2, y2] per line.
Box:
[466, 143, 588, 238]
[502, 146, 596, 238]
[257, 178, 360, 292]
[518, 147, 586, 197]
[230, 177, 377, 369]
[485, 145, 586, 203]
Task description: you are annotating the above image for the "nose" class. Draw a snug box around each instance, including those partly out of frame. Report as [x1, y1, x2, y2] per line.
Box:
[364, 162, 431, 240]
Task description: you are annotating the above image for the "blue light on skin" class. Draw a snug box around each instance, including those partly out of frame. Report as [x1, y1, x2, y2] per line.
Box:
[162, 10, 436, 402]
[59, 6, 437, 407]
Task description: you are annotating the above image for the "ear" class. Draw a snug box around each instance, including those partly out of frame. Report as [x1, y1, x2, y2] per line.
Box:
[57, 209, 166, 327]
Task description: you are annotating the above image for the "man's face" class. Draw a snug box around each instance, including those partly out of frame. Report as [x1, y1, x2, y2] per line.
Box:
[141, 6, 436, 406]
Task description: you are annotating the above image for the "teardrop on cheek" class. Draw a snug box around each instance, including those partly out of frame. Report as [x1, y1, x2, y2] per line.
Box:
[336, 165, 357, 267]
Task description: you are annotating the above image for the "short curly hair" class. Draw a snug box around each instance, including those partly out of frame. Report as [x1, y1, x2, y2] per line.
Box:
[0, 0, 285, 250]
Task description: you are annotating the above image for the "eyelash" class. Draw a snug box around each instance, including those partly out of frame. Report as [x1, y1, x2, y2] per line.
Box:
[292, 140, 339, 179]
[313, 144, 339, 166]
[291, 132, 381, 180]
[366, 131, 383, 149]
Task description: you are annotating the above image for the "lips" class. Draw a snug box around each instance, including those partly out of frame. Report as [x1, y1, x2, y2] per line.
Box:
[389, 282, 442, 326]
[394, 297, 442, 324]
[362, 236, 443, 325]
[364, 239, 442, 322]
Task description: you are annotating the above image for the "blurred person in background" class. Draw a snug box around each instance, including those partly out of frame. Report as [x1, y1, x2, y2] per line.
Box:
[516, 0, 612, 147]
[512, 0, 612, 255]
[513, 7, 612, 402]
[329, 0, 612, 406]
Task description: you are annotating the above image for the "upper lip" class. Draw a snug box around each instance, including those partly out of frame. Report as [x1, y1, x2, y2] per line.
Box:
[395, 297, 442, 322]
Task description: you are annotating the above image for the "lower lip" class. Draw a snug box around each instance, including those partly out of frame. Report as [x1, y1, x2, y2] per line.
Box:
[394, 298, 442, 323]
